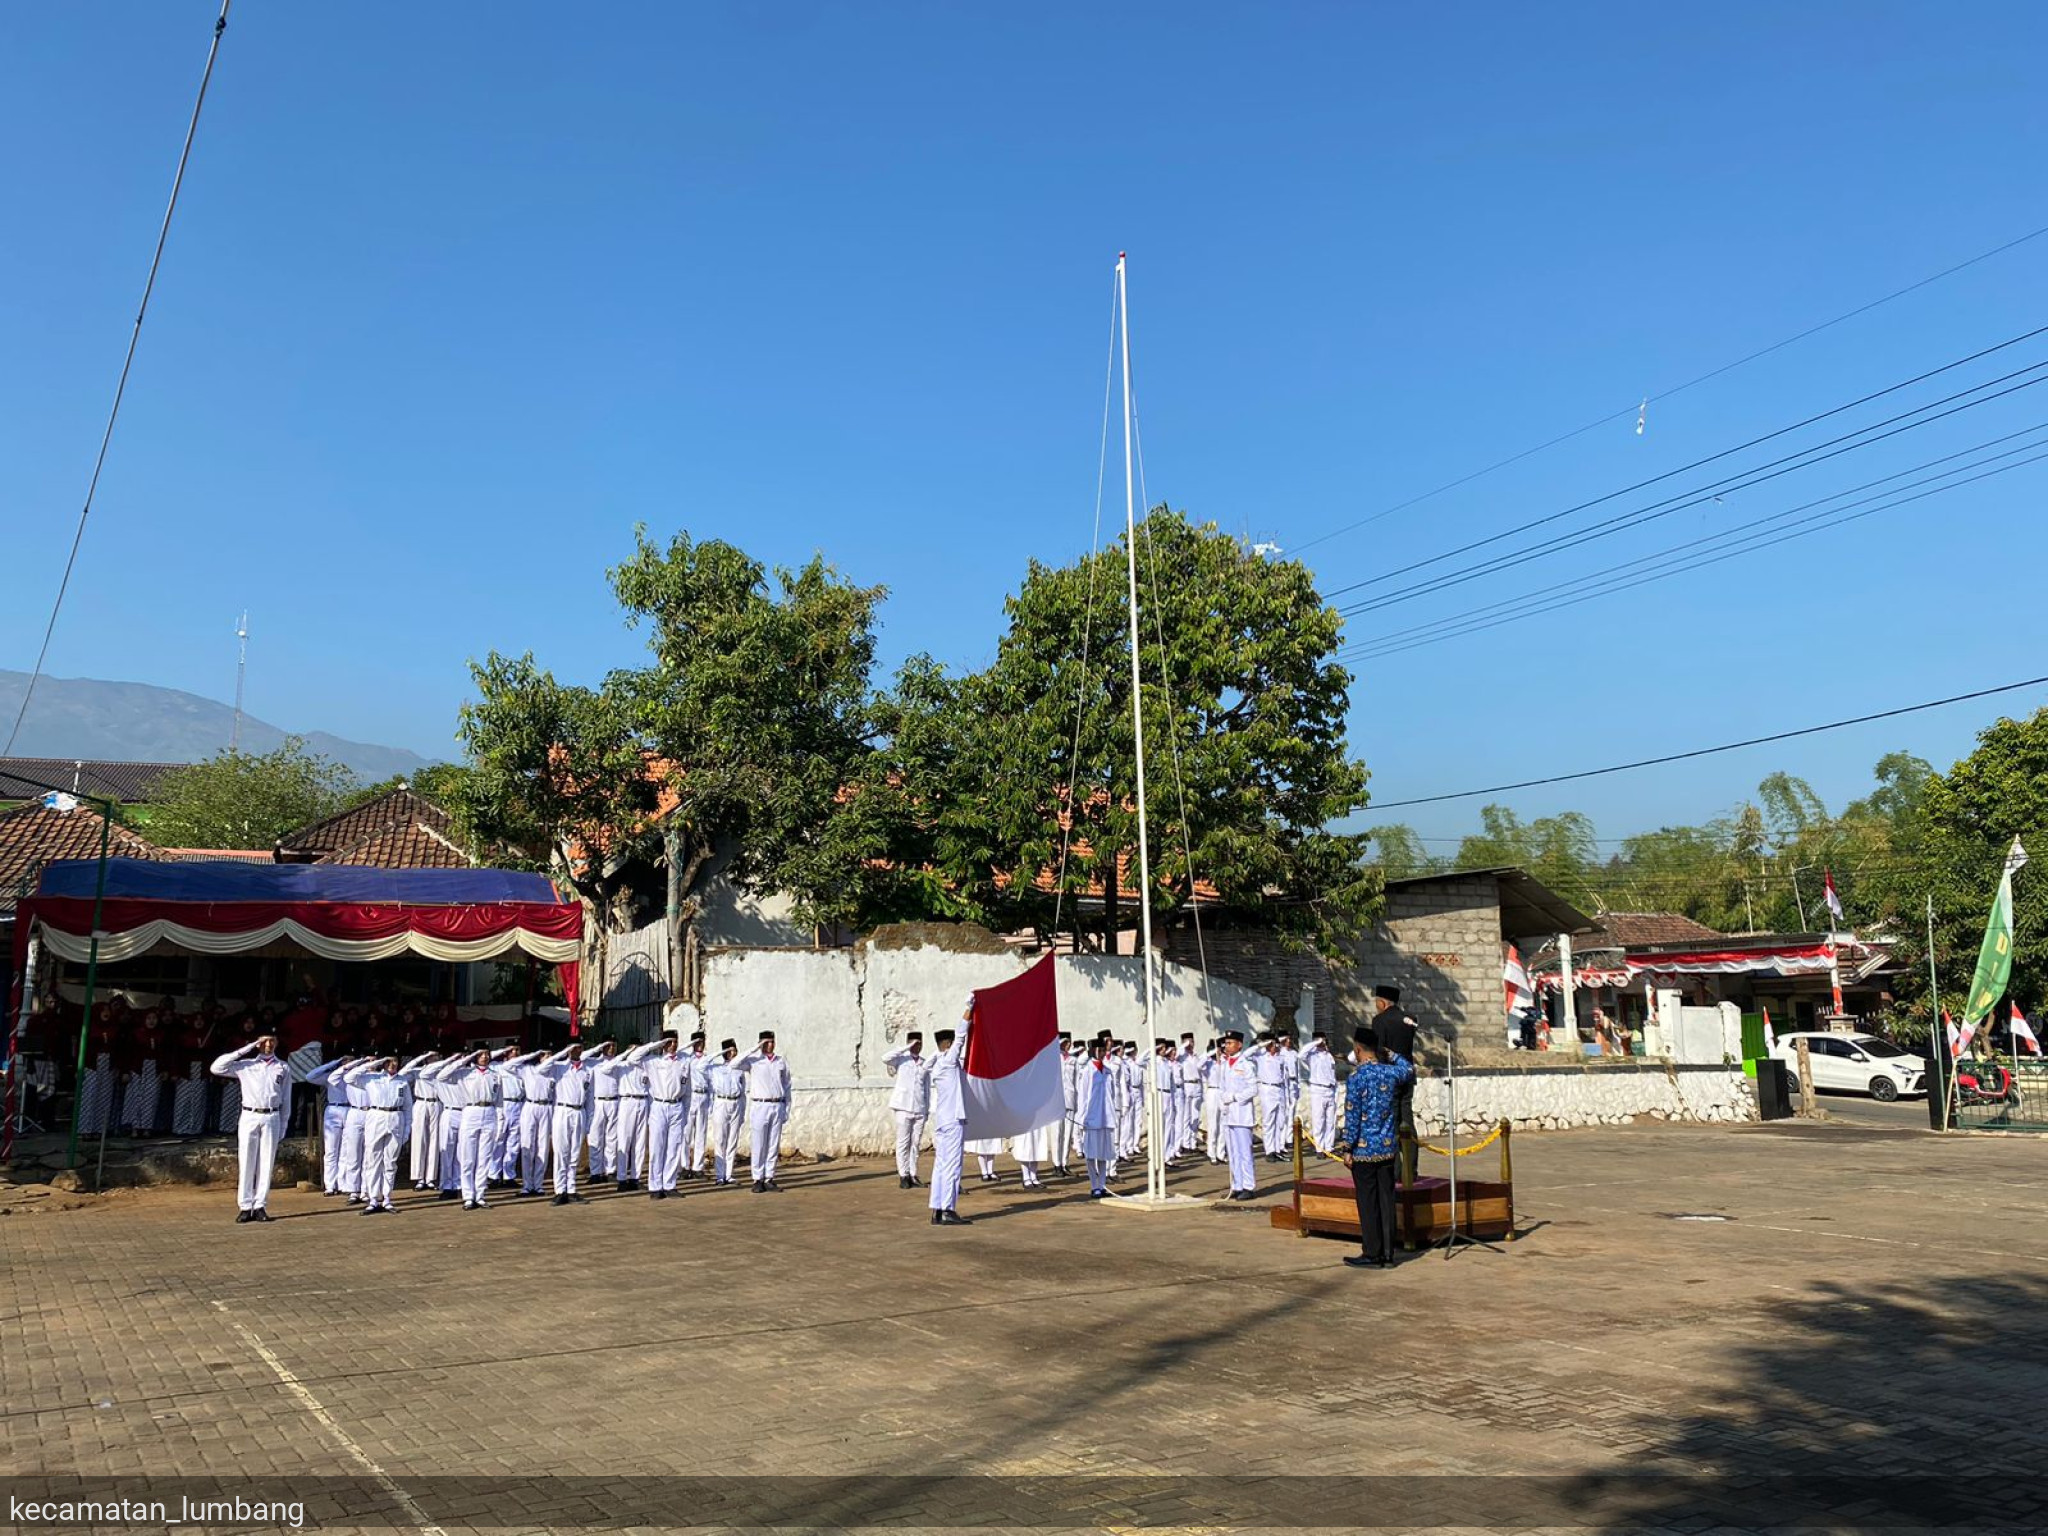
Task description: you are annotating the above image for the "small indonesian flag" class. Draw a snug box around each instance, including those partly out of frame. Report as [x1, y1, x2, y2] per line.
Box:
[1504, 944, 1534, 1018]
[1761, 1005, 1776, 1054]
[961, 954, 1065, 1139]
[1945, 1009, 1968, 1058]
[1822, 870, 1844, 925]
[2014, 1005, 2042, 1057]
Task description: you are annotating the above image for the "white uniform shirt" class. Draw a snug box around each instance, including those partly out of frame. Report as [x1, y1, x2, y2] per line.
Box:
[1303, 1043, 1338, 1089]
[1179, 1048, 1203, 1093]
[1076, 1057, 1115, 1130]
[884, 1046, 931, 1115]
[643, 1049, 689, 1103]
[1253, 1048, 1290, 1088]
[519, 1057, 557, 1103]
[1218, 1051, 1258, 1127]
[542, 1047, 596, 1108]
[1060, 1048, 1080, 1110]
[708, 1059, 746, 1099]
[436, 1056, 504, 1109]
[210, 1044, 289, 1113]
[734, 1048, 793, 1104]
[927, 1034, 968, 1125]
[683, 1047, 715, 1096]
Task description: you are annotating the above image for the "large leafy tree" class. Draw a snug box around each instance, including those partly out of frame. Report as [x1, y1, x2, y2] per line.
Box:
[902, 508, 1379, 957]
[457, 531, 888, 941]
[145, 737, 357, 849]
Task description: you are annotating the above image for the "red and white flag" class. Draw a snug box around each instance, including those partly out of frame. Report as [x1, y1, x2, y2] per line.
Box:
[1945, 1009, 1968, 1058]
[1822, 870, 1844, 926]
[1504, 945, 1534, 1018]
[962, 954, 1065, 1139]
[2013, 1005, 2041, 1057]
[1761, 1005, 1776, 1054]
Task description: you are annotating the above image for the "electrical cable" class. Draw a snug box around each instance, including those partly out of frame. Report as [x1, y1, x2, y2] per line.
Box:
[1292, 222, 2048, 555]
[1365, 675, 2048, 810]
[3, 0, 234, 758]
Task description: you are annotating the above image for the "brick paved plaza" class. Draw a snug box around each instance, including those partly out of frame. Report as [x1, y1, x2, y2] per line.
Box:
[6, 1120, 2048, 1532]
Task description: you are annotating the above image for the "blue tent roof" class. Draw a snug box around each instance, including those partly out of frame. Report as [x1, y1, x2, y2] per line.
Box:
[33, 857, 569, 908]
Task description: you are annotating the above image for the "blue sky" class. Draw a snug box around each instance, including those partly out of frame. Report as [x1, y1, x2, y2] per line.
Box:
[5, 2, 2046, 845]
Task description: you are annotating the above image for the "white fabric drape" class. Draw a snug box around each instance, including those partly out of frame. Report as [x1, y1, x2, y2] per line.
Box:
[33, 916, 579, 967]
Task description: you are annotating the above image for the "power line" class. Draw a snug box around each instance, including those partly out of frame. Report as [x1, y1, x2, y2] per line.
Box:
[1321, 323, 2048, 604]
[3, 0, 233, 758]
[1333, 344, 2048, 619]
[1337, 429, 2048, 662]
[1291, 221, 2048, 555]
[1365, 675, 2048, 810]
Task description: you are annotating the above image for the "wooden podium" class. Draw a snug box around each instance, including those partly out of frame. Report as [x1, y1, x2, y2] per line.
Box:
[1269, 1121, 1516, 1248]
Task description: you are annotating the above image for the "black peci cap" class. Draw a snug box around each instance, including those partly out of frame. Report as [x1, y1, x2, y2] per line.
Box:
[1375, 985, 1401, 1004]
[935, 1027, 957, 1045]
[721, 1038, 738, 1051]
[759, 1030, 775, 1042]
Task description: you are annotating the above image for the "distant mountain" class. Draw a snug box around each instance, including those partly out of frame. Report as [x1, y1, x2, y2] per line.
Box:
[0, 670, 433, 785]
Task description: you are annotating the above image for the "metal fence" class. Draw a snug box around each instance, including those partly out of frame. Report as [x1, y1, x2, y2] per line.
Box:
[1948, 1057, 2048, 1132]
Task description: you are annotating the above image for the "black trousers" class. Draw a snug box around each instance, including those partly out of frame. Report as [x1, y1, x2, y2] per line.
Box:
[1350, 1156, 1397, 1261]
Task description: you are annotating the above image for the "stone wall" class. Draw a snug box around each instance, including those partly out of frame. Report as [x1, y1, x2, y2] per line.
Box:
[1342, 873, 1504, 1040]
[699, 933, 1279, 1156]
[1159, 926, 1332, 1038]
[1409, 1061, 1757, 1136]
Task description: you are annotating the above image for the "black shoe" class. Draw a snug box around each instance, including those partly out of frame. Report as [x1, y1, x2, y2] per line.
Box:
[752, 1180, 766, 1193]
[1089, 1189, 1108, 1199]
[764, 1180, 781, 1192]
[438, 1189, 459, 1201]
[1344, 1254, 1381, 1269]
[553, 1194, 570, 1206]
[908, 1176, 923, 1188]
[650, 1190, 664, 1201]
[254, 1209, 271, 1222]
[935, 1209, 973, 1225]
[362, 1205, 376, 1216]
[569, 1193, 588, 1203]
[898, 1176, 910, 1189]
[235, 1210, 251, 1223]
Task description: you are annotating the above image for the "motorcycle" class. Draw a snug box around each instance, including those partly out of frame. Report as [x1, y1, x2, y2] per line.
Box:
[1955, 1059, 2020, 1108]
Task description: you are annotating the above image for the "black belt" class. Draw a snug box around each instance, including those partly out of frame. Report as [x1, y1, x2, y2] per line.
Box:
[505, 1098, 525, 1105]
[620, 1092, 649, 1100]
[654, 1095, 682, 1103]
[555, 1099, 586, 1109]
[529, 1095, 554, 1105]
[716, 1093, 742, 1100]
[243, 1104, 280, 1114]
[752, 1096, 784, 1103]
[368, 1106, 401, 1114]
[596, 1096, 618, 1103]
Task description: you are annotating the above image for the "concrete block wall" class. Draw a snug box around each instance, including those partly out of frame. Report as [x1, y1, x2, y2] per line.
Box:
[1343, 873, 1503, 1039]
[1158, 927, 1331, 1037]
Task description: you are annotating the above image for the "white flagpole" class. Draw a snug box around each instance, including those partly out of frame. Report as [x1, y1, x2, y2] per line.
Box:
[1116, 253, 1163, 1203]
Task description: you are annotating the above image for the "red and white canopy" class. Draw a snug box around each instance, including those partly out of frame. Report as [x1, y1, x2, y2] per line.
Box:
[1535, 941, 1836, 992]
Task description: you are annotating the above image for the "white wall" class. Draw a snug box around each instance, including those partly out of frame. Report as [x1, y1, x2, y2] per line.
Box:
[1412, 1063, 1757, 1135]
[699, 937, 1277, 1155]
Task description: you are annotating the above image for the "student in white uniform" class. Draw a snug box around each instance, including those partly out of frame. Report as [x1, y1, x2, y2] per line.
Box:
[349, 1055, 426, 1214]
[926, 1007, 971, 1226]
[732, 1031, 793, 1193]
[538, 1040, 600, 1204]
[491, 1049, 542, 1186]
[610, 1039, 658, 1193]
[433, 1048, 506, 1211]
[1055, 1033, 1078, 1175]
[1074, 1038, 1117, 1197]
[1201, 1041, 1227, 1163]
[1217, 1029, 1260, 1199]
[304, 1054, 357, 1197]
[1177, 1032, 1203, 1157]
[518, 1049, 557, 1196]
[409, 1054, 443, 1189]
[641, 1035, 689, 1200]
[706, 1039, 746, 1186]
[586, 1044, 622, 1184]
[1301, 1031, 1339, 1154]
[1253, 1034, 1292, 1160]
[211, 1034, 289, 1223]
[1154, 1040, 1181, 1163]
[882, 1031, 931, 1189]
[681, 1032, 715, 1180]
[435, 1052, 466, 1200]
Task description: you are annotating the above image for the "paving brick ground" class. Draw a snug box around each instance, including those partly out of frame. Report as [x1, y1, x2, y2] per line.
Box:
[5, 1120, 2048, 1533]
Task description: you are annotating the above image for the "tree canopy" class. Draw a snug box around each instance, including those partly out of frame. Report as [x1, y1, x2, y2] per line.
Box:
[144, 738, 357, 850]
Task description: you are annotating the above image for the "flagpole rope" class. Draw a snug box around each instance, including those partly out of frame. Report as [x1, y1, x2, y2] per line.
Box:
[1050, 275, 1121, 944]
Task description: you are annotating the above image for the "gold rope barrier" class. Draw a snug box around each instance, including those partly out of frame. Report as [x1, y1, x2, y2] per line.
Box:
[1306, 1117, 1512, 1164]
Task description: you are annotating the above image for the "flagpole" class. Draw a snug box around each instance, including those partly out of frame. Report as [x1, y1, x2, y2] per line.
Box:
[1115, 253, 1163, 1204]
[1928, 895, 1952, 1133]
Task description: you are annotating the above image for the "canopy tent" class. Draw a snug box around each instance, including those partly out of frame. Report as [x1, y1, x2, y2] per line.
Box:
[13, 859, 583, 1020]
[1533, 940, 1837, 992]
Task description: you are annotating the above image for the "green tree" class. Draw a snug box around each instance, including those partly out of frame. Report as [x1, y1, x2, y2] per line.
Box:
[921, 508, 1378, 957]
[1364, 824, 1437, 880]
[147, 738, 357, 849]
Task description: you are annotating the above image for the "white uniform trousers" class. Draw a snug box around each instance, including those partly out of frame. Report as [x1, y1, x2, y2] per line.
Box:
[339, 1107, 367, 1197]
[550, 1105, 584, 1195]
[749, 1100, 786, 1182]
[1257, 1086, 1286, 1153]
[587, 1098, 618, 1177]
[1203, 1091, 1225, 1162]
[437, 1106, 463, 1191]
[520, 1101, 553, 1193]
[457, 1105, 496, 1204]
[236, 1107, 279, 1212]
[686, 1090, 712, 1173]
[648, 1099, 685, 1191]
[708, 1095, 744, 1182]
[361, 1110, 400, 1209]
[321, 1104, 348, 1192]
[1178, 1090, 1201, 1156]
[1307, 1085, 1338, 1153]
[928, 1119, 964, 1212]
[493, 1103, 522, 1180]
[1227, 1125, 1256, 1193]
[615, 1096, 650, 1182]
[893, 1110, 926, 1180]
[410, 1100, 439, 1185]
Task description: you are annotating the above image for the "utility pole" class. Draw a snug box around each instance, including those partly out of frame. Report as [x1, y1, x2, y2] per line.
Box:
[230, 610, 248, 751]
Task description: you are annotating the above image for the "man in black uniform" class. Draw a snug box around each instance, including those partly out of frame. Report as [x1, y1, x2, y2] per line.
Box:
[1371, 985, 1419, 1183]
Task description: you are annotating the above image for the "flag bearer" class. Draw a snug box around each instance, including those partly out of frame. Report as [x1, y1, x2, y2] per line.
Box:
[883, 1031, 931, 1188]
[211, 1034, 289, 1223]
[926, 1007, 972, 1226]
[733, 1031, 793, 1192]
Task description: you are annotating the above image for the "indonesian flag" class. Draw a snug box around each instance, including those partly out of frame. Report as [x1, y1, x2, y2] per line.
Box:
[2014, 1005, 2042, 1057]
[1504, 945, 1534, 1018]
[1822, 870, 1844, 925]
[1945, 1009, 1969, 1058]
[1761, 1005, 1776, 1054]
[962, 954, 1064, 1139]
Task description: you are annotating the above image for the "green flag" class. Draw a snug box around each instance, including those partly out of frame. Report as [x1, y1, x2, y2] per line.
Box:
[1962, 836, 2029, 1028]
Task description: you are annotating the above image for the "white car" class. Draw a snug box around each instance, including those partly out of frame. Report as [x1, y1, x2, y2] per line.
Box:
[1772, 1031, 1925, 1102]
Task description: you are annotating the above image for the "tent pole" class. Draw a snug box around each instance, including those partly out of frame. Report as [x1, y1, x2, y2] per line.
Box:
[65, 807, 114, 1171]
